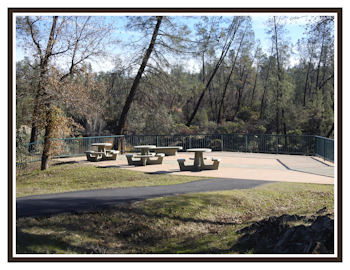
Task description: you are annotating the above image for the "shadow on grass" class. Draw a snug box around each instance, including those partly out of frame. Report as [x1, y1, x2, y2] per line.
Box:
[52, 161, 79, 166]
[16, 229, 88, 254]
[147, 171, 177, 174]
[16, 192, 248, 254]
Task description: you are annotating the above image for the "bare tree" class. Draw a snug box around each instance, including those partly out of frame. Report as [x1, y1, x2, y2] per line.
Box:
[186, 16, 248, 127]
[17, 15, 118, 169]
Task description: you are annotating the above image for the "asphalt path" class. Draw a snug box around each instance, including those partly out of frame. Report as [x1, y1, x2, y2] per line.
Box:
[16, 178, 273, 219]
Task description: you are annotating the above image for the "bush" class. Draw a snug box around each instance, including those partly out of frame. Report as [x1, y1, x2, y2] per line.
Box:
[237, 106, 260, 122]
[287, 129, 302, 135]
[216, 121, 245, 134]
[204, 121, 218, 134]
[171, 124, 201, 134]
[253, 125, 266, 134]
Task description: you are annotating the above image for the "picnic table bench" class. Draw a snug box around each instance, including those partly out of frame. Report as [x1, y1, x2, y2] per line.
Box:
[177, 157, 221, 171]
[126, 153, 165, 166]
[84, 149, 120, 162]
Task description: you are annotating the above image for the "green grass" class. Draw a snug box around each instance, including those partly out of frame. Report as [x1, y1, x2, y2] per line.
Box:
[16, 169, 334, 254]
[16, 160, 206, 197]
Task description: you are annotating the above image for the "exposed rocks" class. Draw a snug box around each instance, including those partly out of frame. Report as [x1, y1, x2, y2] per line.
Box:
[233, 208, 334, 254]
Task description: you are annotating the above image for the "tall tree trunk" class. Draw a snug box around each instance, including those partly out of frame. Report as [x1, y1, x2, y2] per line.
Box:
[217, 65, 235, 124]
[29, 16, 58, 146]
[217, 26, 247, 124]
[250, 68, 259, 106]
[260, 63, 271, 119]
[326, 123, 334, 138]
[186, 17, 243, 127]
[273, 16, 282, 134]
[41, 109, 53, 170]
[303, 60, 312, 106]
[115, 16, 162, 136]
[312, 30, 325, 100]
[232, 72, 248, 121]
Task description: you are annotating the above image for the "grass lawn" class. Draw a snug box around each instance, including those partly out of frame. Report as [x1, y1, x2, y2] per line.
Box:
[16, 160, 207, 197]
[15, 160, 334, 254]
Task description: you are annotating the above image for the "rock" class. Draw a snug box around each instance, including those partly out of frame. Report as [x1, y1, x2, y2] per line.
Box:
[310, 215, 333, 231]
[233, 213, 334, 254]
[274, 225, 315, 253]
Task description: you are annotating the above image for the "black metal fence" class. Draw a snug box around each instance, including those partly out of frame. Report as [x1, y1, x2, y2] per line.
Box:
[314, 136, 335, 162]
[123, 133, 316, 155]
[16, 135, 124, 165]
[16, 133, 334, 166]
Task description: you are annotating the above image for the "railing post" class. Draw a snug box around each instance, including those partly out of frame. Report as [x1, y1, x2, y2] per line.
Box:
[189, 135, 192, 149]
[276, 135, 279, 155]
[324, 138, 326, 161]
[245, 134, 248, 153]
[221, 134, 224, 151]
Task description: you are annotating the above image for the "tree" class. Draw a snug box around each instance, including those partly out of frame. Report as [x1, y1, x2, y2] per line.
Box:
[16, 15, 118, 169]
[186, 16, 249, 127]
[292, 16, 334, 136]
[265, 16, 293, 134]
[115, 16, 163, 136]
[114, 15, 193, 136]
[16, 57, 39, 129]
[217, 21, 254, 124]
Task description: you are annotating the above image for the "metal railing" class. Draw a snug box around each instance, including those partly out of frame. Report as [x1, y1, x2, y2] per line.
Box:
[16, 133, 334, 165]
[123, 133, 316, 156]
[315, 136, 335, 162]
[16, 135, 125, 165]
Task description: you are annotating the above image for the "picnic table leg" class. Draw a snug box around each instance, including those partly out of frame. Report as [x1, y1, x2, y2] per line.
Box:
[193, 152, 202, 171]
[141, 157, 148, 166]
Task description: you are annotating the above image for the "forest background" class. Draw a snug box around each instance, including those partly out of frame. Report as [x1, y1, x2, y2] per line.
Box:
[14, 14, 335, 169]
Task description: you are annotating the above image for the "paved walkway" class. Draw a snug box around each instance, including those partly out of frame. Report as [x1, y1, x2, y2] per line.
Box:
[16, 178, 273, 219]
[66, 151, 335, 185]
[16, 152, 334, 219]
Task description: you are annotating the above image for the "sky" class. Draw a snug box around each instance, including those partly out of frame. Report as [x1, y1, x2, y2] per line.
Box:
[251, 15, 307, 47]
[14, 14, 311, 73]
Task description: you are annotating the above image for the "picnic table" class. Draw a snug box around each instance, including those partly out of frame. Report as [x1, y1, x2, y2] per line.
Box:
[92, 143, 112, 152]
[153, 146, 183, 156]
[177, 148, 221, 171]
[134, 145, 156, 155]
[126, 145, 165, 166]
[84, 142, 119, 162]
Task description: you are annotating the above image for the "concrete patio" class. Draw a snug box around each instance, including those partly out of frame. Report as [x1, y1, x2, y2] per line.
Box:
[56, 151, 335, 185]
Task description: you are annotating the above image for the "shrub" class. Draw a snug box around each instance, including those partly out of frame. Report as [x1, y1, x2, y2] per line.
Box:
[216, 121, 245, 134]
[237, 106, 260, 122]
[286, 129, 302, 135]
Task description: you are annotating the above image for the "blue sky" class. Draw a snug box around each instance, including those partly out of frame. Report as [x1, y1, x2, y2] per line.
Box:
[15, 15, 313, 72]
[251, 15, 308, 48]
